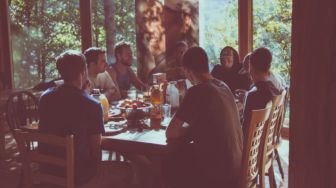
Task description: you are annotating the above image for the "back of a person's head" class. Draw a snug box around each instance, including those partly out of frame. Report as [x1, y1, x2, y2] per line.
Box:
[182, 46, 209, 73]
[250, 47, 272, 72]
[114, 41, 131, 57]
[56, 50, 86, 82]
[84, 47, 105, 67]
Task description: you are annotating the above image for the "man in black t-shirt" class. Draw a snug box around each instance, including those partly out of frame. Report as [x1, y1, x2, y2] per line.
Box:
[39, 50, 132, 188]
[165, 47, 243, 188]
[242, 47, 281, 137]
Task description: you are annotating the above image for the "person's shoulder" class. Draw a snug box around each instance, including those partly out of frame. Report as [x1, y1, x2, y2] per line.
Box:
[97, 71, 110, 79]
[191, 79, 230, 95]
[40, 87, 58, 101]
[107, 65, 117, 76]
[212, 78, 229, 88]
[41, 87, 57, 96]
[79, 91, 102, 108]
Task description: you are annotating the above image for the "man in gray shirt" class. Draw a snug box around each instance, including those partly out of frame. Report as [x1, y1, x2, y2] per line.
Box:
[165, 47, 243, 188]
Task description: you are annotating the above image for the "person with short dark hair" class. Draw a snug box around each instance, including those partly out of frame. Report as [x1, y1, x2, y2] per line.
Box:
[84, 47, 121, 101]
[211, 46, 252, 93]
[165, 47, 243, 188]
[39, 50, 132, 188]
[242, 47, 282, 136]
[108, 41, 146, 98]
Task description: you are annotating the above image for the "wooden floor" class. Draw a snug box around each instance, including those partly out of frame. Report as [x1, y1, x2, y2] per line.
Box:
[0, 127, 289, 188]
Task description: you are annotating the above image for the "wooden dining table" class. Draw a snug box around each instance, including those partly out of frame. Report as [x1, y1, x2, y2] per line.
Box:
[101, 128, 168, 156]
[19, 118, 170, 157]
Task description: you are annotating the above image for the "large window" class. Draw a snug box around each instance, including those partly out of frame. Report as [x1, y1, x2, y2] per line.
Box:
[9, 0, 81, 89]
[253, 0, 292, 84]
[200, 0, 238, 70]
[92, 0, 136, 65]
[254, 0, 292, 128]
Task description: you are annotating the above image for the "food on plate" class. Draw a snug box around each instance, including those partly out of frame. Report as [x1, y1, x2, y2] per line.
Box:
[117, 99, 151, 109]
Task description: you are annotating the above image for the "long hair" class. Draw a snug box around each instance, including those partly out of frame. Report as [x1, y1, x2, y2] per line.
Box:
[220, 46, 241, 72]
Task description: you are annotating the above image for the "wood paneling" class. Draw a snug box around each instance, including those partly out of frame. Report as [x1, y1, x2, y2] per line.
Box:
[0, 0, 13, 89]
[80, 0, 92, 52]
[238, 0, 252, 60]
[290, 0, 336, 187]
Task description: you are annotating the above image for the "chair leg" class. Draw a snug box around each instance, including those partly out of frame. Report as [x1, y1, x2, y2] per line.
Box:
[274, 148, 285, 180]
[108, 151, 113, 161]
[268, 165, 277, 188]
[115, 152, 121, 161]
[260, 167, 266, 188]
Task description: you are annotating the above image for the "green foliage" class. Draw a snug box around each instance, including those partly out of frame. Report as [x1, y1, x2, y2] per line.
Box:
[10, 0, 81, 89]
[9, 0, 291, 88]
[92, 0, 136, 60]
[200, 0, 238, 68]
[253, 0, 292, 84]
[200, 0, 292, 84]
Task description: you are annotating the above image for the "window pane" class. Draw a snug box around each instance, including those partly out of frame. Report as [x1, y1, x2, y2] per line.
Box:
[200, 0, 238, 70]
[92, 0, 136, 65]
[9, 0, 81, 89]
[253, 0, 292, 84]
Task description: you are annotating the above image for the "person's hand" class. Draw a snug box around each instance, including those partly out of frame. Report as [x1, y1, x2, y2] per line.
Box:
[234, 89, 248, 103]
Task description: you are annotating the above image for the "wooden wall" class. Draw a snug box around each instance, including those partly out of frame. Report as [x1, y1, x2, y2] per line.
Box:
[290, 0, 336, 187]
[0, 0, 12, 89]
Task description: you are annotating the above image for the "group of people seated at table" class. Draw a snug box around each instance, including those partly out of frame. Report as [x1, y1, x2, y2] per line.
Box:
[37, 40, 286, 187]
[77, 41, 146, 102]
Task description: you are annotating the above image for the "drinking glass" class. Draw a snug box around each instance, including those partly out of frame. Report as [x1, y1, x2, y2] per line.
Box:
[127, 89, 137, 100]
[161, 104, 171, 120]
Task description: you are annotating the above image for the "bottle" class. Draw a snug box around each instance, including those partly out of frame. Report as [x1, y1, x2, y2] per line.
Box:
[166, 81, 179, 110]
[150, 84, 163, 105]
[100, 94, 110, 122]
[92, 89, 109, 122]
[160, 80, 168, 103]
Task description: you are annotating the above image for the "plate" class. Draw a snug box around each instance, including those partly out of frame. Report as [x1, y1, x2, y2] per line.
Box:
[109, 109, 122, 117]
[116, 99, 152, 110]
[104, 120, 127, 136]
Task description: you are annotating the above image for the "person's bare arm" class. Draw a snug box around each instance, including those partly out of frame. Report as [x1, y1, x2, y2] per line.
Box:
[129, 68, 147, 90]
[166, 115, 189, 140]
[90, 134, 102, 164]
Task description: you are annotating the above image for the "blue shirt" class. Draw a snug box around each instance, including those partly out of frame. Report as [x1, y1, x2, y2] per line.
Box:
[38, 84, 104, 185]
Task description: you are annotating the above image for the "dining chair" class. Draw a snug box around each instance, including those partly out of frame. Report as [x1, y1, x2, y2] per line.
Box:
[272, 89, 289, 181]
[240, 102, 272, 188]
[259, 90, 287, 188]
[6, 91, 39, 133]
[14, 129, 75, 188]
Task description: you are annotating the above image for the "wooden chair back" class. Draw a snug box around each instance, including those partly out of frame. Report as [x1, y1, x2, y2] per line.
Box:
[259, 90, 287, 188]
[261, 90, 287, 165]
[241, 102, 272, 188]
[273, 88, 289, 145]
[14, 129, 74, 188]
[6, 91, 39, 132]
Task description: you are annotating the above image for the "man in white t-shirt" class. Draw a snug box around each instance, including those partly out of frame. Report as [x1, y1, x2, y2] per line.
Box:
[84, 47, 121, 101]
